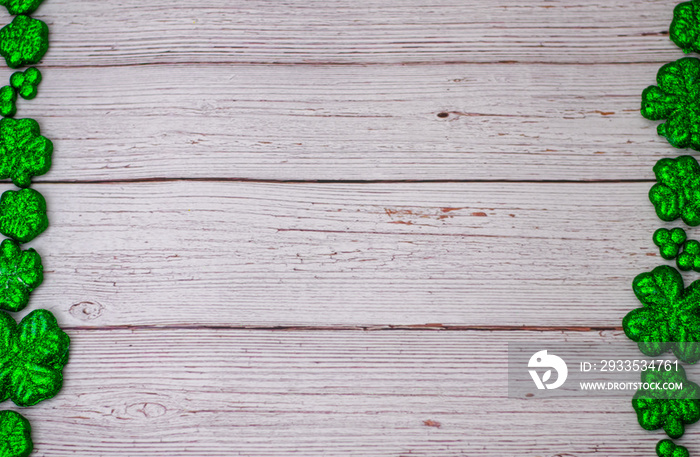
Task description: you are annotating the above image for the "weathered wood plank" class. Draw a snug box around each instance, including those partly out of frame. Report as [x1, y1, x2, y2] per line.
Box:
[19, 329, 660, 456]
[18, 180, 665, 328]
[10, 63, 671, 182]
[35, 0, 679, 66]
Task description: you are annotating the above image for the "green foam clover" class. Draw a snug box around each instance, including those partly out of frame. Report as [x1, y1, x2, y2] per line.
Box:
[641, 57, 700, 150]
[0, 188, 47, 244]
[0, 118, 53, 188]
[10, 68, 40, 100]
[633, 364, 700, 438]
[0, 87, 16, 119]
[679, 239, 700, 271]
[0, 410, 32, 457]
[671, 0, 700, 54]
[0, 239, 41, 313]
[0, 309, 69, 407]
[623, 265, 700, 364]
[657, 439, 690, 457]
[0, 15, 49, 69]
[649, 155, 700, 226]
[0, 0, 44, 15]
[654, 227, 688, 260]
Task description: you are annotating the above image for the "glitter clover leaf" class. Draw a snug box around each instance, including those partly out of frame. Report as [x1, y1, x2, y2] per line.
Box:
[623, 265, 700, 364]
[0, 309, 69, 407]
[671, 0, 700, 54]
[0, 15, 48, 69]
[655, 227, 688, 260]
[0, 239, 41, 313]
[0, 188, 47, 244]
[641, 57, 700, 150]
[0, 0, 44, 15]
[10, 68, 40, 100]
[657, 439, 690, 457]
[679, 239, 700, 272]
[0, 118, 53, 188]
[0, 410, 32, 457]
[0, 87, 16, 119]
[633, 364, 700, 438]
[649, 156, 700, 226]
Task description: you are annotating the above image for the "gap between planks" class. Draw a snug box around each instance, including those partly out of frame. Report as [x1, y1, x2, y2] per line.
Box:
[60, 324, 623, 332]
[28, 178, 656, 185]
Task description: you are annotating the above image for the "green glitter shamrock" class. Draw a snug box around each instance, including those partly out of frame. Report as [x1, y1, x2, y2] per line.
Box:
[0, 87, 16, 119]
[0, 188, 47, 244]
[633, 364, 700, 438]
[0, 0, 44, 15]
[0, 309, 69, 407]
[10, 68, 40, 100]
[623, 265, 700, 363]
[641, 57, 700, 150]
[0, 410, 32, 457]
[0, 15, 49, 69]
[679, 239, 700, 271]
[0, 239, 41, 313]
[671, 0, 700, 54]
[0, 118, 53, 188]
[654, 227, 688, 260]
[657, 439, 690, 457]
[649, 156, 700, 226]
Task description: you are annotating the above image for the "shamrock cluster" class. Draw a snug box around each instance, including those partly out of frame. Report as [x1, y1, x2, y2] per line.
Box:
[0, 1, 69, 455]
[653, 227, 700, 272]
[628, 1, 700, 454]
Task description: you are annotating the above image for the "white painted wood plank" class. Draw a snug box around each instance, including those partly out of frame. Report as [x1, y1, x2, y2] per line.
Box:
[14, 329, 669, 456]
[6, 63, 670, 182]
[12, 180, 666, 328]
[32, 0, 680, 66]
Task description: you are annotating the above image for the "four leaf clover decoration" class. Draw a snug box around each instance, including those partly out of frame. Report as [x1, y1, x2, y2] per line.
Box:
[0, 118, 52, 188]
[0, 0, 44, 16]
[642, 57, 700, 150]
[671, 0, 700, 54]
[649, 155, 700, 226]
[0, 87, 16, 119]
[657, 439, 690, 457]
[0, 15, 48, 69]
[0, 410, 32, 457]
[0, 309, 69, 407]
[633, 364, 700, 439]
[623, 265, 700, 363]
[678, 239, 700, 272]
[0, 239, 41, 313]
[0, 188, 47, 243]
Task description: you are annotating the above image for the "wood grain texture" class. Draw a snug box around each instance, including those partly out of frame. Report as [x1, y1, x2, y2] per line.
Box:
[6, 63, 672, 182]
[16, 180, 666, 328]
[18, 329, 670, 456]
[33, 0, 681, 66]
[7, 0, 678, 455]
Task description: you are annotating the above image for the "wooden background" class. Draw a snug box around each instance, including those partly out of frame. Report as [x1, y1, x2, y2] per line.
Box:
[3, 0, 693, 455]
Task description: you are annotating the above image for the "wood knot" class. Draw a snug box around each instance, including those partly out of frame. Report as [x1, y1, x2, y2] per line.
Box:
[423, 419, 442, 428]
[126, 402, 167, 419]
[69, 301, 105, 321]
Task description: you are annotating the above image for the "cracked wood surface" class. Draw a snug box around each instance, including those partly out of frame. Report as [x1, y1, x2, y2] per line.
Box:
[19, 181, 661, 329]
